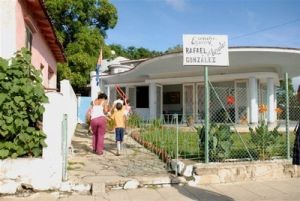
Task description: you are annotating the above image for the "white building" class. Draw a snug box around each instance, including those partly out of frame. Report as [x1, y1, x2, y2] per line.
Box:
[91, 47, 300, 124]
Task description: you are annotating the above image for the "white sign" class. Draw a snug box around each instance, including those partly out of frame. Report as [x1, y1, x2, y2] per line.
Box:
[183, 34, 229, 66]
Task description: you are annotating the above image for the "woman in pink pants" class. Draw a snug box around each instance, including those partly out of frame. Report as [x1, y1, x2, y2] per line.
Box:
[90, 93, 109, 155]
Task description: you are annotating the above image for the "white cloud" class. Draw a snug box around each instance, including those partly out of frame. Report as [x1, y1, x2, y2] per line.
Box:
[165, 0, 187, 11]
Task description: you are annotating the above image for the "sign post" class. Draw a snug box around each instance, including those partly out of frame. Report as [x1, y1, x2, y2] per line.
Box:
[183, 34, 229, 163]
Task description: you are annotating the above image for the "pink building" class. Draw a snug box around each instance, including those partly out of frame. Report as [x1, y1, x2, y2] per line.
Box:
[0, 0, 65, 89]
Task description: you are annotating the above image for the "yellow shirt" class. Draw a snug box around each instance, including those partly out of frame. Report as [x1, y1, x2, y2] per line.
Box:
[111, 110, 126, 128]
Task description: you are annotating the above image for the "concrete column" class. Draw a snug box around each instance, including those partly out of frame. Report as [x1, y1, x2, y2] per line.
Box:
[90, 71, 100, 101]
[267, 78, 276, 124]
[149, 83, 157, 120]
[249, 77, 258, 124]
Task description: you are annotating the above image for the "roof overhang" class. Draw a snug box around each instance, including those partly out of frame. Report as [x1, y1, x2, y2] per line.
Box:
[25, 0, 66, 62]
[102, 47, 300, 84]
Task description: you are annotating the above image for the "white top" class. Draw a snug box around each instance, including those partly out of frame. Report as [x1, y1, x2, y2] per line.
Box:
[91, 104, 105, 120]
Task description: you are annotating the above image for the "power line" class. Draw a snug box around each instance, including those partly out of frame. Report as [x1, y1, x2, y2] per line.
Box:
[230, 18, 300, 40]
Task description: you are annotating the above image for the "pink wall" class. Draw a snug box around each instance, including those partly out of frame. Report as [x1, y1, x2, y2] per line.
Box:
[16, 0, 57, 89]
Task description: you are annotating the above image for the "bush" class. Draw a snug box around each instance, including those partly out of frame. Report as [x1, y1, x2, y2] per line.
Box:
[196, 124, 234, 162]
[249, 121, 280, 160]
[0, 49, 48, 159]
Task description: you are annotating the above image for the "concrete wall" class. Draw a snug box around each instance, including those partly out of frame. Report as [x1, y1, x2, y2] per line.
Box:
[0, 80, 78, 194]
[193, 160, 299, 185]
[0, 0, 17, 59]
[60, 80, 78, 148]
[0, 92, 64, 194]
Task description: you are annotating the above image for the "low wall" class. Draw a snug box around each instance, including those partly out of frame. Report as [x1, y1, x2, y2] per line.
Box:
[193, 160, 299, 184]
[0, 92, 64, 194]
[0, 157, 62, 194]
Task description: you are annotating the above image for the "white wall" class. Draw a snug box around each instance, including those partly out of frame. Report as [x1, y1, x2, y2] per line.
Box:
[0, 0, 16, 59]
[60, 80, 78, 148]
[0, 80, 78, 194]
[0, 92, 64, 193]
[135, 108, 150, 120]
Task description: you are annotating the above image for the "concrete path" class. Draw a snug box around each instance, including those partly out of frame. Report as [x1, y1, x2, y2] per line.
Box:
[67, 125, 170, 186]
[2, 178, 300, 201]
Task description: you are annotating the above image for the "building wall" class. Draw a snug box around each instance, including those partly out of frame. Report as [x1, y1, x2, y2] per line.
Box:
[16, 0, 57, 89]
[0, 0, 17, 59]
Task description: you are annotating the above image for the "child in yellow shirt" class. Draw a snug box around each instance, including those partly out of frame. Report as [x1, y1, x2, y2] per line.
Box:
[111, 102, 126, 156]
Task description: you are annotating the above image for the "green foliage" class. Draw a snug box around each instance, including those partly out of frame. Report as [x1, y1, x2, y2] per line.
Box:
[196, 124, 234, 162]
[150, 119, 162, 129]
[249, 121, 280, 160]
[127, 113, 142, 128]
[0, 49, 48, 159]
[165, 44, 183, 53]
[109, 44, 162, 60]
[45, 0, 118, 90]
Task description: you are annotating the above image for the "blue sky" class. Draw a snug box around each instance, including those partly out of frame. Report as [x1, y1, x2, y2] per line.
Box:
[106, 0, 300, 52]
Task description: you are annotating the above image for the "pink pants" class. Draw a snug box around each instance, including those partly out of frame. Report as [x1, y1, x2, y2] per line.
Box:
[90, 116, 106, 154]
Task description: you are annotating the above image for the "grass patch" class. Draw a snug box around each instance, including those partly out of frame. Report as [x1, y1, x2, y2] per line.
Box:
[137, 126, 295, 161]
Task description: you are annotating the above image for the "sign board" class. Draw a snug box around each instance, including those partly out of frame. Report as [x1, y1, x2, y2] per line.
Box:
[183, 34, 229, 66]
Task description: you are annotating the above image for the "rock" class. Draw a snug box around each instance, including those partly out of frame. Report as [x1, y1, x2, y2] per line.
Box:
[123, 180, 139, 189]
[60, 182, 72, 192]
[171, 159, 185, 175]
[71, 183, 91, 194]
[183, 165, 193, 177]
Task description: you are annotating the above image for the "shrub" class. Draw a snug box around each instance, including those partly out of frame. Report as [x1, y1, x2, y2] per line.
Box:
[196, 124, 234, 162]
[249, 121, 280, 160]
[0, 49, 48, 159]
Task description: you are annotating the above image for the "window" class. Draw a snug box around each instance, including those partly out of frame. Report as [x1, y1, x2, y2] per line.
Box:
[136, 86, 149, 108]
[25, 26, 33, 52]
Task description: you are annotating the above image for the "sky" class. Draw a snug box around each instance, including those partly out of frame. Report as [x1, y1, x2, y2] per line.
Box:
[105, 0, 300, 88]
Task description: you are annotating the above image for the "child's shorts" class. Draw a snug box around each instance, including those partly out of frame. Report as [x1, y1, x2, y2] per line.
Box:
[115, 127, 124, 141]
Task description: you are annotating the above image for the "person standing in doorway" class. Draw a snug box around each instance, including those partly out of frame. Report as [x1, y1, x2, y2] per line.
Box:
[293, 85, 300, 165]
[90, 93, 109, 155]
[111, 102, 126, 156]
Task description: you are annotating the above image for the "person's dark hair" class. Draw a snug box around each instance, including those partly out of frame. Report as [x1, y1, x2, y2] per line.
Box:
[298, 85, 300, 93]
[98, 93, 107, 100]
[116, 102, 123, 111]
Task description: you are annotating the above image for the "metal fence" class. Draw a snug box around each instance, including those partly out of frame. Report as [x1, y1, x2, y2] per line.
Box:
[127, 78, 299, 164]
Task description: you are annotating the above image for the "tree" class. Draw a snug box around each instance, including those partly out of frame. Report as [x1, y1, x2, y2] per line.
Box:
[109, 44, 162, 60]
[45, 0, 118, 91]
[165, 44, 183, 53]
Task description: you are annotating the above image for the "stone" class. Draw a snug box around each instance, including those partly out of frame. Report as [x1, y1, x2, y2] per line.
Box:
[171, 159, 185, 175]
[218, 169, 232, 183]
[60, 182, 72, 192]
[71, 183, 91, 194]
[183, 165, 193, 177]
[192, 174, 201, 184]
[123, 180, 139, 189]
